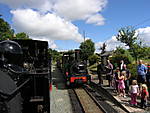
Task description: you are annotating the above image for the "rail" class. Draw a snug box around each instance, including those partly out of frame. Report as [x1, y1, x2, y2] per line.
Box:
[89, 82, 130, 113]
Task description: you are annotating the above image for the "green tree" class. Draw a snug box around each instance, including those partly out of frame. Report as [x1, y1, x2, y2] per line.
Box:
[15, 32, 30, 40]
[116, 26, 139, 62]
[0, 16, 14, 40]
[110, 47, 134, 68]
[132, 45, 150, 59]
[88, 54, 99, 66]
[48, 48, 61, 62]
[79, 39, 95, 61]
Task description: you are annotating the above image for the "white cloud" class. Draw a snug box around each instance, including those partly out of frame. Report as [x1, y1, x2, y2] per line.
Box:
[0, 0, 53, 12]
[136, 27, 150, 46]
[11, 9, 84, 48]
[95, 36, 128, 52]
[0, 0, 108, 48]
[86, 14, 105, 25]
[96, 26, 150, 52]
[53, 0, 107, 21]
[0, 0, 107, 25]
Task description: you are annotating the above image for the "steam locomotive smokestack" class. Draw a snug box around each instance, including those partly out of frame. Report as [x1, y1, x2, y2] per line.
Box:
[75, 49, 80, 61]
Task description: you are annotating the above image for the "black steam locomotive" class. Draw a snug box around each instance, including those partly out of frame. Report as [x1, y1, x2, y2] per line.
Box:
[60, 49, 91, 86]
[0, 40, 50, 113]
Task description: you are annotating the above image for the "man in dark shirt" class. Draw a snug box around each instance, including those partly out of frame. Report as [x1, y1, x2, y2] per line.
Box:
[105, 60, 113, 87]
[97, 62, 104, 85]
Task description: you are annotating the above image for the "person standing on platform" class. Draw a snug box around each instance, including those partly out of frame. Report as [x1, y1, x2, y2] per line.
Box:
[120, 60, 125, 72]
[122, 64, 131, 93]
[118, 71, 126, 97]
[140, 84, 149, 109]
[97, 62, 103, 85]
[129, 80, 139, 106]
[105, 60, 113, 87]
[114, 67, 120, 93]
[137, 60, 147, 84]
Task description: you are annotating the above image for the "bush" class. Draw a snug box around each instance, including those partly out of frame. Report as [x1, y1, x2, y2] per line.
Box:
[88, 54, 99, 66]
[110, 54, 133, 69]
[127, 63, 137, 79]
[110, 48, 134, 69]
[88, 63, 97, 72]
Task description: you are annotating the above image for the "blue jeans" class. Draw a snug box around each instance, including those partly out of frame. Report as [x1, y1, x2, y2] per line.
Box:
[138, 75, 146, 84]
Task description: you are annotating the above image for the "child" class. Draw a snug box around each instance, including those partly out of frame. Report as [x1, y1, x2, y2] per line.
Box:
[129, 80, 139, 106]
[140, 84, 149, 109]
[118, 71, 126, 97]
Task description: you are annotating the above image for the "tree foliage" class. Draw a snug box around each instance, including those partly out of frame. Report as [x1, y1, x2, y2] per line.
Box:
[116, 26, 139, 62]
[15, 32, 30, 40]
[116, 26, 137, 46]
[131, 45, 150, 59]
[0, 16, 30, 40]
[110, 47, 134, 68]
[88, 54, 99, 66]
[0, 17, 14, 40]
[48, 48, 61, 62]
[79, 39, 95, 61]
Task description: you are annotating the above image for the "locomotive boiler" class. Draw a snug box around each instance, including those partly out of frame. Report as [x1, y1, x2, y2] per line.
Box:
[0, 39, 50, 113]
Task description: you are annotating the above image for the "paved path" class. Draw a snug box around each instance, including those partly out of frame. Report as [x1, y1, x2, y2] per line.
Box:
[50, 65, 73, 113]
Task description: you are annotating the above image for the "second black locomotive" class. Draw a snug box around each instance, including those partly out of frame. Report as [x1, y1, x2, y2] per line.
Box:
[59, 49, 91, 86]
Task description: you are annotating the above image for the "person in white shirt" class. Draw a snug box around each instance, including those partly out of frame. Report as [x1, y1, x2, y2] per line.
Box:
[129, 80, 139, 106]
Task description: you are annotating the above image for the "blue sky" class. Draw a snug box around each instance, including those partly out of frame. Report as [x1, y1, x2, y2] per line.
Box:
[0, 0, 150, 51]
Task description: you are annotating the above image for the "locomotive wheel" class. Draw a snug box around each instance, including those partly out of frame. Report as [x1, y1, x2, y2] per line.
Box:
[0, 71, 22, 113]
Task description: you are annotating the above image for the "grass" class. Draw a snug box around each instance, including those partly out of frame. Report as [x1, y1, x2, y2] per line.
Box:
[88, 63, 97, 72]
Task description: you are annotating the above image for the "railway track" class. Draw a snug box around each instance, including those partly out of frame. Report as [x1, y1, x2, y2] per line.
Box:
[68, 85, 120, 113]
[83, 85, 118, 113]
[74, 87, 104, 113]
[88, 82, 130, 113]
[68, 82, 131, 113]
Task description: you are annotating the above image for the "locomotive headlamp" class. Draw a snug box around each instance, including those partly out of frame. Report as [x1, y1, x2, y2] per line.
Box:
[9, 45, 13, 50]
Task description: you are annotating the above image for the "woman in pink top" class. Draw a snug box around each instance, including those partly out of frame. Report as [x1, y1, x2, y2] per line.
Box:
[118, 71, 126, 97]
[129, 80, 139, 106]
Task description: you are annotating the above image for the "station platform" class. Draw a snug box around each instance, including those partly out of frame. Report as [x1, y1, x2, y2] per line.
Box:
[91, 73, 150, 113]
[50, 65, 73, 113]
